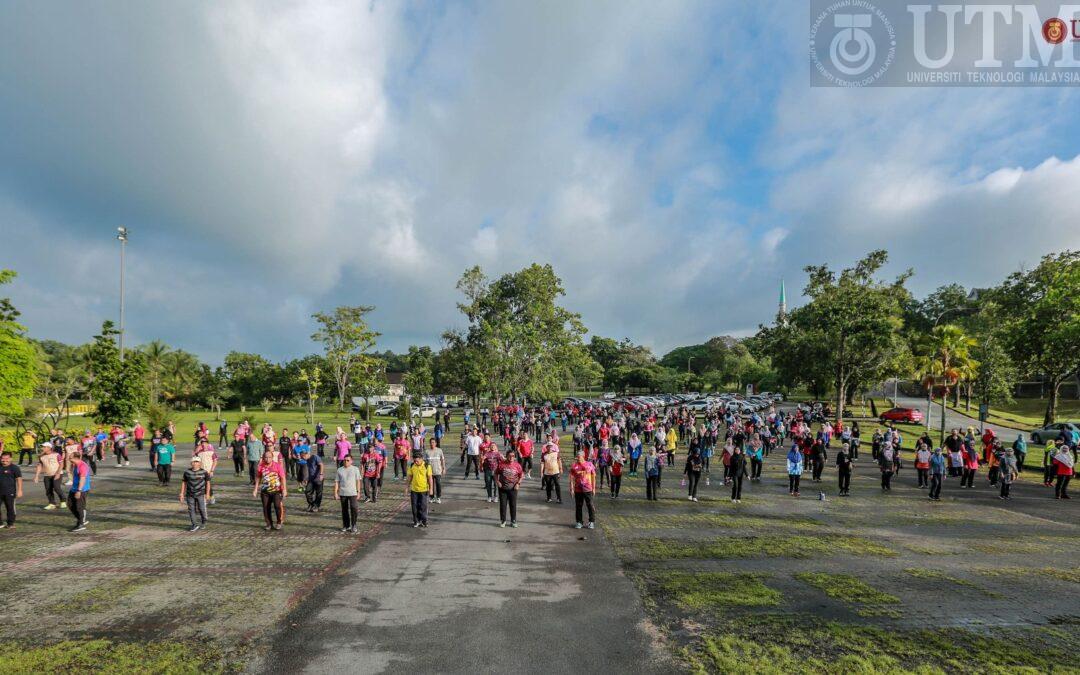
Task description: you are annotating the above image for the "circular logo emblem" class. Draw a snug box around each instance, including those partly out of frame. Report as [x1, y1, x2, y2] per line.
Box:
[811, 1, 896, 86]
[1043, 17, 1067, 44]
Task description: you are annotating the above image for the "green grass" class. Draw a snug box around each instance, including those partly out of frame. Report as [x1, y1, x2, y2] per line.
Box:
[687, 617, 1078, 674]
[795, 572, 899, 607]
[902, 568, 1002, 598]
[0, 639, 237, 674]
[977, 566, 1079, 585]
[945, 397, 1080, 431]
[632, 535, 895, 561]
[653, 571, 782, 611]
[606, 513, 821, 532]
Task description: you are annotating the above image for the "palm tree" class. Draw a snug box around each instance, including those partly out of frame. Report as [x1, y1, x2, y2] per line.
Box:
[913, 325, 978, 444]
[162, 350, 200, 408]
[141, 340, 171, 403]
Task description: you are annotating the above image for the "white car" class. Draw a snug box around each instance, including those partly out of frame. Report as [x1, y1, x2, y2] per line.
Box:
[373, 404, 399, 416]
[411, 406, 437, 418]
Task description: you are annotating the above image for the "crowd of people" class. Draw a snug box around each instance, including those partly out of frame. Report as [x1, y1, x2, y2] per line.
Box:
[0, 400, 1075, 533]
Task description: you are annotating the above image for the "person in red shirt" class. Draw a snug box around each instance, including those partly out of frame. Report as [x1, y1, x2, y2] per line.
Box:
[516, 432, 534, 480]
[496, 449, 524, 527]
[360, 445, 384, 503]
[393, 433, 410, 480]
[569, 449, 596, 530]
[253, 449, 287, 530]
[482, 440, 504, 503]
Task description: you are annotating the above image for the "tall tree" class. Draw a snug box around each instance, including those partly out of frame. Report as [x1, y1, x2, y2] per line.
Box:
[312, 306, 380, 411]
[0, 270, 37, 420]
[87, 321, 148, 425]
[141, 339, 171, 403]
[402, 346, 434, 416]
[991, 250, 1080, 426]
[913, 324, 977, 443]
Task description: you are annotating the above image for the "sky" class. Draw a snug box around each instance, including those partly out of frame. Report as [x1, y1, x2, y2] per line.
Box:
[2, 1, 1080, 364]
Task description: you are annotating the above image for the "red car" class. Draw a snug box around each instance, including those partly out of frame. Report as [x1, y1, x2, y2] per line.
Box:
[880, 407, 923, 423]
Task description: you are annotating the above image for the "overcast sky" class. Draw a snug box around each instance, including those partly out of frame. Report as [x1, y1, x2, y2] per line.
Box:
[2, 1, 1079, 364]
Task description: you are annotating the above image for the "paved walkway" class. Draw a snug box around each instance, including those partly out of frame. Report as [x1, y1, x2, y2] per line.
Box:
[893, 395, 1026, 439]
[259, 469, 665, 674]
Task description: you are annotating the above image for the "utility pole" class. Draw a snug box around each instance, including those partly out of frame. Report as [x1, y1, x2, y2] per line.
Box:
[117, 227, 128, 360]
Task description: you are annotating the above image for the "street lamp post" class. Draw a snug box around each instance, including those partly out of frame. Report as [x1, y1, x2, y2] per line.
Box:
[117, 227, 128, 360]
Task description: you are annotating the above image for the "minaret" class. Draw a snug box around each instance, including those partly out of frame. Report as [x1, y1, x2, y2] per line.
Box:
[778, 279, 787, 325]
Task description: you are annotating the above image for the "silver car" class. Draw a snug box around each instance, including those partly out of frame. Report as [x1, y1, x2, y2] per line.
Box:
[1029, 422, 1080, 445]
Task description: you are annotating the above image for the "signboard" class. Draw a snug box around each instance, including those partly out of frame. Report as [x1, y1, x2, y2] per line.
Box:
[978, 404, 989, 422]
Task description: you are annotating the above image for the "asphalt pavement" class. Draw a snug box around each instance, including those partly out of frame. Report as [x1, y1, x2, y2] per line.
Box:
[258, 464, 668, 674]
[891, 394, 1026, 441]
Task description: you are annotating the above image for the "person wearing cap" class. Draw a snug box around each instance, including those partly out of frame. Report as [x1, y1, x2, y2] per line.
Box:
[301, 447, 324, 513]
[179, 457, 209, 532]
[33, 442, 65, 509]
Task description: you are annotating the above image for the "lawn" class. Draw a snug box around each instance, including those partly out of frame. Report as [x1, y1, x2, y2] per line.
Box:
[946, 397, 1080, 431]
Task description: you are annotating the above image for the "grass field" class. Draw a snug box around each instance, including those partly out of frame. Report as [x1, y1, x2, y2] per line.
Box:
[946, 398, 1080, 431]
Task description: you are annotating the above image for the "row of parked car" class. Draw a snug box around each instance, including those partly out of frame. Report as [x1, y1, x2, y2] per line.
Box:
[562, 391, 783, 414]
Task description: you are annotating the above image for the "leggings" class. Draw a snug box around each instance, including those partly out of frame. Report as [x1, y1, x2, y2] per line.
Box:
[394, 457, 407, 478]
[961, 468, 976, 488]
[1000, 482, 1012, 498]
[18, 449, 34, 465]
[149, 450, 157, 469]
[703, 455, 711, 474]
[260, 491, 283, 525]
[838, 470, 851, 493]
[521, 457, 532, 474]
[114, 445, 128, 464]
[339, 495, 358, 529]
[597, 465, 610, 488]
[43, 476, 65, 505]
[629, 457, 639, 474]
[1054, 474, 1071, 498]
[610, 474, 622, 497]
[646, 475, 660, 500]
[750, 458, 762, 479]
[687, 471, 701, 498]
[233, 455, 245, 475]
[788, 474, 800, 493]
[881, 471, 893, 490]
[543, 475, 561, 501]
[498, 488, 518, 523]
[573, 492, 595, 524]
[812, 460, 824, 481]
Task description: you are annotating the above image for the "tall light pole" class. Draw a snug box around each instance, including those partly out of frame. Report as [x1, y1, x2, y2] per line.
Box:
[117, 227, 128, 361]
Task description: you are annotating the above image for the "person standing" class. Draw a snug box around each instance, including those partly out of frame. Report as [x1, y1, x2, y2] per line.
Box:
[496, 448, 524, 527]
[998, 448, 1018, 500]
[245, 434, 263, 486]
[786, 444, 803, 497]
[67, 450, 91, 531]
[644, 447, 662, 501]
[405, 453, 434, 528]
[961, 441, 979, 489]
[914, 443, 931, 489]
[18, 429, 36, 466]
[302, 448, 324, 513]
[463, 427, 482, 479]
[835, 443, 852, 497]
[0, 452, 23, 529]
[33, 442, 65, 510]
[254, 449, 287, 531]
[729, 445, 747, 503]
[231, 433, 246, 477]
[928, 447, 946, 501]
[334, 455, 361, 533]
[178, 457, 209, 532]
[360, 444, 383, 503]
[218, 420, 228, 449]
[195, 440, 218, 505]
[424, 438, 446, 504]
[517, 432, 534, 480]
[482, 439, 503, 504]
[1012, 434, 1027, 473]
[155, 439, 175, 486]
[878, 443, 895, 492]
[683, 444, 703, 502]
[541, 438, 563, 503]
[609, 446, 625, 499]
[1052, 445, 1073, 499]
[569, 449, 596, 529]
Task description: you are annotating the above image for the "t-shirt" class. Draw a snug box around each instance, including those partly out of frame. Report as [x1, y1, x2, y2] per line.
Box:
[0, 464, 21, 495]
[406, 461, 432, 493]
[570, 461, 596, 493]
[425, 447, 445, 474]
[465, 435, 482, 456]
[393, 438, 410, 459]
[335, 465, 361, 496]
[360, 452, 383, 479]
[482, 449, 503, 471]
[156, 444, 175, 465]
[70, 461, 92, 493]
[497, 460, 523, 489]
[182, 468, 208, 496]
[257, 462, 286, 493]
[541, 451, 561, 476]
[38, 453, 61, 477]
[517, 438, 534, 458]
[335, 439, 352, 460]
[196, 449, 218, 473]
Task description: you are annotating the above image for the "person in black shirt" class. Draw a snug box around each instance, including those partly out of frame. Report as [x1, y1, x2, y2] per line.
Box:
[302, 448, 324, 512]
[729, 446, 747, 503]
[835, 443, 852, 496]
[0, 452, 24, 529]
[179, 457, 209, 532]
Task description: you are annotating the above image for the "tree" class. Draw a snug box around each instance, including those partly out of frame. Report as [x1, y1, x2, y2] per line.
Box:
[991, 251, 1080, 426]
[87, 321, 148, 425]
[350, 358, 387, 421]
[913, 324, 977, 443]
[141, 340, 171, 403]
[298, 365, 322, 424]
[765, 251, 910, 422]
[451, 264, 592, 404]
[312, 306, 380, 411]
[402, 346, 434, 418]
[971, 333, 1016, 414]
[223, 352, 274, 407]
[197, 365, 230, 419]
[0, 270, 37, 421]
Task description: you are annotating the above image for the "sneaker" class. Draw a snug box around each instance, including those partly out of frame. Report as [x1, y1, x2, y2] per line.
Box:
[587, 522, 595, 529]
[687, 495, 694, 501]
[124, 461, 130, 466]
[272, 524, 282, 530]
[574, 522, 583, 529]
[350, 527, 358, 533]
[511, 522, 518, 528]
[420, 522, 427, 528]
[546, 498, 552, 503]
[341, 527, 351, 533]
[71, 523, 87, 532]
[693, 497, 699, 502]
[557, 499, 563, 504]
[500, 522, 506, 528]
[44, 504, 57, 510]
[209, 498, 216, 505]
[413, 522, 420, 528]
[0, 523, 6, 529]
[60, 501, 66, 508]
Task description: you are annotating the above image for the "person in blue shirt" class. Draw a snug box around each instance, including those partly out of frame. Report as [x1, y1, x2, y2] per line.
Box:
[787, 444, 804, 497]
[928, 447, 946, 500]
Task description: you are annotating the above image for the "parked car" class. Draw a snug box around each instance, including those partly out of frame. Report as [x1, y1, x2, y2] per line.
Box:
[373, 404, 399, 416]
[411, 406, 437, 418]
[879, 407, 924, 423]
[1030, 422, 1080, 445]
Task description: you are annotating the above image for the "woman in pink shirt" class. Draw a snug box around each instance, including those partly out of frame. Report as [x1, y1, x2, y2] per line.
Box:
[253, 449, 287, 530]
[334, 434, 352, 468]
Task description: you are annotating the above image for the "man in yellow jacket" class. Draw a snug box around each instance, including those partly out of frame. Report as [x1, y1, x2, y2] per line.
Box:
[405, 453, 434, 528]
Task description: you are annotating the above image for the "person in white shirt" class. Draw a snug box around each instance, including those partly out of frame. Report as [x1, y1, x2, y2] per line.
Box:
[463, 428, 482, 479]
